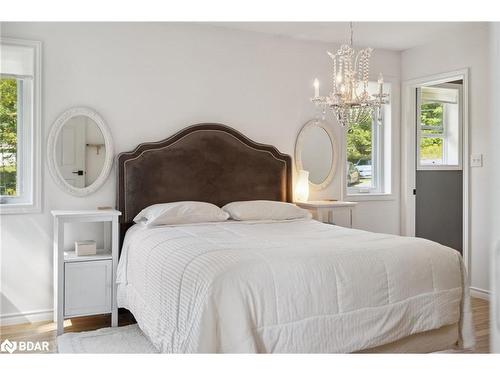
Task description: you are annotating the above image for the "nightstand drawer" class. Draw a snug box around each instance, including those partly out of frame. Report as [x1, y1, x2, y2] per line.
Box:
[64, 260, 112, 317]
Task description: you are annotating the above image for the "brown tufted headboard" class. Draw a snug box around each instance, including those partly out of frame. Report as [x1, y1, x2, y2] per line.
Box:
[116, 123, 293, 245]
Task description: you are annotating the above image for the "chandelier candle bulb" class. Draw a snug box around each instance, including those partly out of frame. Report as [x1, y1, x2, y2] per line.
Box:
[313, 78, 320, 98]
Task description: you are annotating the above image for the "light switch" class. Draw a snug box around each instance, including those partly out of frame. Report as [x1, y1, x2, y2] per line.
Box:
[471, 154, 483, 167]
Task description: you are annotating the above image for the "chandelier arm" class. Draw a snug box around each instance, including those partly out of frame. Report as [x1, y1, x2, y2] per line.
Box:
[350, 21, 354, 47]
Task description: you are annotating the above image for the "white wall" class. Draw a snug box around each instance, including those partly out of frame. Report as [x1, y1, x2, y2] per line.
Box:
[0, 22, 401, 322]
[489, 22, 500, 353]
[401, 23, 490, 294]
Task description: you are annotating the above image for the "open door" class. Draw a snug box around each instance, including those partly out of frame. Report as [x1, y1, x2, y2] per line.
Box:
[56, 116, 86, 188]
[415, 82, 463, 253]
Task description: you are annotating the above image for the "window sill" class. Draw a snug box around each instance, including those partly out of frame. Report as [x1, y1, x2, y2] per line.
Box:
[345, 192, 395, 202]
[0, 202, 41, 215]
[417, 165, 462, 171]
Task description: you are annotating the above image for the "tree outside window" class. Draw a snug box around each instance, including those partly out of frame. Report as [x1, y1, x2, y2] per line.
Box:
[346, 116, 373, 188]
[0, 78, 18, 196]
[420, 102, 444, 164]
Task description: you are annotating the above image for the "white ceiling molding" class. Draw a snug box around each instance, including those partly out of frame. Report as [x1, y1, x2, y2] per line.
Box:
[208, 22, 485, 51]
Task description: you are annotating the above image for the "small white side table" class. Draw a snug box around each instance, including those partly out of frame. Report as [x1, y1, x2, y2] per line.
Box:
[51, 209, 121, 335]
[296, 200, 357, 228]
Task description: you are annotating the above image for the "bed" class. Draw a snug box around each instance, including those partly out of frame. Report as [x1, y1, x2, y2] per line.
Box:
[115, 123, 474, 353]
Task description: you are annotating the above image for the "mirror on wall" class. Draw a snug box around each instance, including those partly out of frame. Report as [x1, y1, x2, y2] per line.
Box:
[47, 108, 114, 196]
[295, 119, 337, 190]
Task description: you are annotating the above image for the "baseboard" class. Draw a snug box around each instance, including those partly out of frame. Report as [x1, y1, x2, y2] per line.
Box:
[470, 287, 490, 301]
[0, 309, 53, 326]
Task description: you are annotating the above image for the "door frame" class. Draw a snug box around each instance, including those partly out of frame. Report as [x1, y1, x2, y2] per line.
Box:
[401, 68, 470, 272]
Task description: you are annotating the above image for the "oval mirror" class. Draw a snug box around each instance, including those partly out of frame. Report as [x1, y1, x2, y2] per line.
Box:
[47, 107, 114, 196]
[295, 120, 337, 190]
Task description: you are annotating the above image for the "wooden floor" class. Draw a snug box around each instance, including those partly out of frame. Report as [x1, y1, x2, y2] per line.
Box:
[471, 297, 490, 353]
[0, 298, 490, 354]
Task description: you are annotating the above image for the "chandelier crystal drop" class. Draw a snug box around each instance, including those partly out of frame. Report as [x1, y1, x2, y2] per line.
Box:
[311, 22, 389, 128]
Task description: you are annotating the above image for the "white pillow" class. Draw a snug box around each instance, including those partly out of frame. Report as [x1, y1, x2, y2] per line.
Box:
[133, 201, 229, 226]
[222, 200, 311, 221]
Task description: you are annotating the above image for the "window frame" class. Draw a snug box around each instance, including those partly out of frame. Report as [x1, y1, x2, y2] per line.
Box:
[344, 81, 392, 199]
[0, 38, 42, 214]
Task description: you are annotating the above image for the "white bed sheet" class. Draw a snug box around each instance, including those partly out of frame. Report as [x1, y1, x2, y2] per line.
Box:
[117, 219, 474, 353]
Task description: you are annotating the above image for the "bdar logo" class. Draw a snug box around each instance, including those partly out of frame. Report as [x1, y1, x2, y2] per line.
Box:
[1, 339, 17, 354]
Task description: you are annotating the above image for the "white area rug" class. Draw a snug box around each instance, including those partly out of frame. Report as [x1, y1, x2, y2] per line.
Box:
[57, 324, 469, 353]
[57, 324, 159, 353]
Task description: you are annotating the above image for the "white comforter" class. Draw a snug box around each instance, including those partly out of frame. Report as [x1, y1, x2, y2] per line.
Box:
[117, 219, 474, 353]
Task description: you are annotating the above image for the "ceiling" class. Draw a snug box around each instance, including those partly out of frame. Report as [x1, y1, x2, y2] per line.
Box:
[209, 22, 479, 51]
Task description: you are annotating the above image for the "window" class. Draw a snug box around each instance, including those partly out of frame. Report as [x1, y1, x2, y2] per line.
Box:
[346, 82, 391, 195]
[417, 85, 461, 169]
[0, 38, 41, 213]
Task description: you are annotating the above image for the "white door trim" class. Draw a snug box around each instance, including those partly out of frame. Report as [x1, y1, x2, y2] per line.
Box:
[401, 68, 470, 273]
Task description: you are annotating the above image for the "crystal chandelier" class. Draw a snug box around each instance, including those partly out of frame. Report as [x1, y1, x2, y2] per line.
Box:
[311, 22, 389, 128]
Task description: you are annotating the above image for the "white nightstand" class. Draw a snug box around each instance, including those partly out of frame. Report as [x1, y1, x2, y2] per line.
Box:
[52, 209, 121, 335]
[296, 200, 357, 228]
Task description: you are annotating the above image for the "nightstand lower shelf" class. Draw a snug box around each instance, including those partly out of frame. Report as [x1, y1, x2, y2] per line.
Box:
[64, 249, 112, 262]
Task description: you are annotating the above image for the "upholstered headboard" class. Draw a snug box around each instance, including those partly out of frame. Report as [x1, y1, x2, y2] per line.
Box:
[116, 123, 293, 244]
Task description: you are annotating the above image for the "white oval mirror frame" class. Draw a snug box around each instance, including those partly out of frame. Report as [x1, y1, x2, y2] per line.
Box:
[295, 119, 338, 191]
[47, 107, 114, 197]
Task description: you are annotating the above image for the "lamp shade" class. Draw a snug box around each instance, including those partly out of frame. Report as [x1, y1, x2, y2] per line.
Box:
[295, 170, 310, 202]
